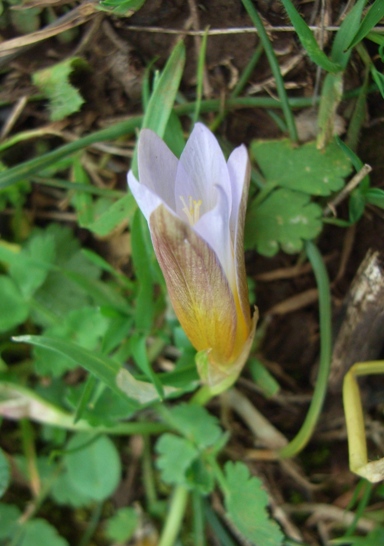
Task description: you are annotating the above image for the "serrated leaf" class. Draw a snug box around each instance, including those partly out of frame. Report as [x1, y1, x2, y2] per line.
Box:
[168, 404, 222, 449]
[105, 507, 138, 542]
[0, 276, 29, 332]
[224, 461, 283, 546]
[20, 518, 69, 546]
[0, 449, 10, 498]
[245, 188, 322, 256]
[251, 138, 352, 196]
[156, 433, 198, 486]
[32, 57, 86, 121]
[65, 433, 121, 502]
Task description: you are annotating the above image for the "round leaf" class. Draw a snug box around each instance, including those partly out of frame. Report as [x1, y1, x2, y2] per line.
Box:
[65, 434, 121, 501]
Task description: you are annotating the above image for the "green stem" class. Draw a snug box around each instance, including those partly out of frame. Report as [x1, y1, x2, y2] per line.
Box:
[241, 0, 298, 142]
[192, 491, 206, 546]
[158, 485, 189, 546]
[278, 241, 332, 458]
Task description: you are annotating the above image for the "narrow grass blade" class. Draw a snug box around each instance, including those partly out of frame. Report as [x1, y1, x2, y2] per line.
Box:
[242, 0, 298, 142]
[193, 27, 209, 124]
[280, 0, 341, 73]
[131, 40, 186, 177]
[13, 335, 124, 398]
[347, 0, 384, 51]
[330, 0, 366, 68]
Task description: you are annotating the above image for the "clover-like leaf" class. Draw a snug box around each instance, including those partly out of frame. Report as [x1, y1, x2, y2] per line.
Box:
[224, 462, 283, 546]
[156, 434, 198, 486]
[167, 404, 222, 450]
[251, 138, 352, 196]
[245, 188, 322, 256]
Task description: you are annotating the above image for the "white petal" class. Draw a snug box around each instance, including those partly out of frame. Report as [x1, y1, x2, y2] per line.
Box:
[128, 171, 164, 221]
[175, 123, 231, 218]
[138, 129, 179, 211]
[193, 184, 235, 289]
[227, 145, 250, 243]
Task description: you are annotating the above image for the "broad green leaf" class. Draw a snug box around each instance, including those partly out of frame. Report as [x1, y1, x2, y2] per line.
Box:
[13, 335, 124, 398]
[0, 276, 29, 332]
[280, 0, 341, 73]
[366, 187, 384, 209]
[51, 469, 94, 508]
[0, 503, 21, 539]
[156, 434, 198, 486]
[65, 433, 121, 501]
[167, 404, 222, 449]
[224, 461, 284, 546]
[0, 449, 10, 498]
[245, 188, 322, 256]
[19, 518, 69, 546]
[105, 507, 138, 542]
[32, 58, 87, 121]
[131, 40, 185, 176]
[87, 193, 136, 236]
[251, 138, 352, 196]
[347, 0, 384, 50]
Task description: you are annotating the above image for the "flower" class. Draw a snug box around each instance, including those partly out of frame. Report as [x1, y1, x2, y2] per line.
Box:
[128, 123, 257, 389]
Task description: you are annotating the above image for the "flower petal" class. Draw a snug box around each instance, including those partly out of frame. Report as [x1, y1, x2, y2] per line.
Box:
[138, 129, 179, 212]
[193, 184, 234, 288]
[128, 171, 164, 221]
[149, 204, 236, 362]
[227, 145, 252, 323]
[175, 123, 231, 219]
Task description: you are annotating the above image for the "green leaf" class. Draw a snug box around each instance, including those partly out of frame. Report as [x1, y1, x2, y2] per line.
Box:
[371, 66, 384, 99]
[330, 0, 366, 68]
[51, 469, 94, 508]
[251, 138, 352, 196]
[10, 6, 40, 34]
[0, 276, 29, 332]
[9, 231, 56, 298]
[248, 358, 280, 398]
[33, 307, 110, 377]
[105, 507, 138, 542]
[129, 333, 164, 398]
[338, 527, 384, 546]
[98, 0, 146, 16]
[0, 503, 21, 539]
[167, 404, 222, 449]
[224, 461, 284, 546]
[87, 193, 136, 236]
[65, 433, 121, 501]
[366, 187, 384, 209]
[131, 40, 185, 177]
[279, 0, 341, 73]
[245, 188, 322, 256]
[156, 433, 198, 486]
[0, 450, 10, 498]
[116, 368, 177, 404]
[19, 518, 69, 546]
[13, 335, 124, 399]
[32, 57, 87, 121]
[317, 72, 344, 149]
[347, 0, 384, 50]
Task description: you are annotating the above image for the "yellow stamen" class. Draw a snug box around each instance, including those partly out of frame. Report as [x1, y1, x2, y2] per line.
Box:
[180, 196, 202, 226]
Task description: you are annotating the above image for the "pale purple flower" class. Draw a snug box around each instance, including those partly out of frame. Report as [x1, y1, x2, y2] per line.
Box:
[128, 123, 257, 388]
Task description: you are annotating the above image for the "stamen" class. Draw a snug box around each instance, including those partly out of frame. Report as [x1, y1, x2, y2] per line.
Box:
[180, 196, 202, 226]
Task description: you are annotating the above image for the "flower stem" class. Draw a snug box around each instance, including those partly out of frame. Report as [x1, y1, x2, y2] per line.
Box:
[158, 485, 189, 546]
[278, 241, 332, 458]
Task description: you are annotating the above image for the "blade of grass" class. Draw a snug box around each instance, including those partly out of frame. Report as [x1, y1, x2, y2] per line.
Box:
[280, 0, 341, 72]
[347, 0, 384, 51]
[193, 27, 209, 124]
[330, 0, 366, 68]
[131, 40, 186, 177]
[241, 0, 298, 142]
